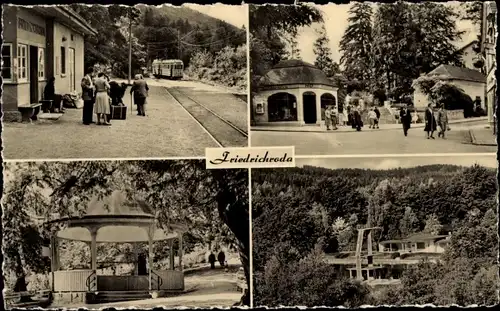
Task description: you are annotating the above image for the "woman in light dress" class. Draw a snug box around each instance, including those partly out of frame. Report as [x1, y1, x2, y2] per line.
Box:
[94, 72, 111, 126]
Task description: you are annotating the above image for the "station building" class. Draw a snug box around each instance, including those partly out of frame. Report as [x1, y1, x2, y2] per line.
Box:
[252, 60, 339, 126]
[2, 5, 96, 121]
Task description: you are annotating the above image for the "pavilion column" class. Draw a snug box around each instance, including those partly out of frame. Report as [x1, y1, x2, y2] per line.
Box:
[296, 91, 304, 124]
[90, 228, 98, 271]
[133, 243, 139, 276]
[50, 235, 60, 292]
[169, 239, 175, 270]
[148, 227, 153, 291]
[315, 93, 322, 125]
[334, 92, 339, 115]
[178, 233, 183, 271]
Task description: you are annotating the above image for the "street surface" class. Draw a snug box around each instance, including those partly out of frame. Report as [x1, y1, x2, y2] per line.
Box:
[2, 78, 248, 160]
[251, 121, 497, 155]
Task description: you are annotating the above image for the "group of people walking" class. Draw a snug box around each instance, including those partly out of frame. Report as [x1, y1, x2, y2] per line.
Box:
[81, 67, 150, 125]
[399, 103, 449, 139]
[209, 250, 226, 269]
[324, 105, 381, 132]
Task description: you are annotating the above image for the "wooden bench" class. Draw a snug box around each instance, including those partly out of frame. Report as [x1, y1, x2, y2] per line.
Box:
[18, 103, 42, 122]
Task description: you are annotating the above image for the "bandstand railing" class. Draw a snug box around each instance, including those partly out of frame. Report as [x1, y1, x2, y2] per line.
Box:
[151, 270, 164, 290]
[86, 271, 97, 292]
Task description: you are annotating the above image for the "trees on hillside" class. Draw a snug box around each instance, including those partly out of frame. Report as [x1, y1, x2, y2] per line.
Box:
[3, 161, 250, 305]
[252, 164, 497, 306]
[70, 5, 144, 77]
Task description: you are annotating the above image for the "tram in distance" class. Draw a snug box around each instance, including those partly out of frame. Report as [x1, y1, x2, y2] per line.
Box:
[152, 59, 184, 79]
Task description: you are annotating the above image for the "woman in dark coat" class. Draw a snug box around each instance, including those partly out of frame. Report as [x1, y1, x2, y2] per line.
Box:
[209, 252, 216, 269]
[44, 77, 56, 101]
[424, 103, 437, 139]
[352, 106, 363, 131]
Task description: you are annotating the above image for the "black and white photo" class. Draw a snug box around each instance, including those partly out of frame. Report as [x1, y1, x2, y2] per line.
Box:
[249, 2, 497, 155]
[252, 155, 498, 307]
[2, 4, 248, 160]
[2, 160, 249, 309]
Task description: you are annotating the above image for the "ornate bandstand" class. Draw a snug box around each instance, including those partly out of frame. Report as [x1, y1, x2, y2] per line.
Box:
[46, 191, 188, 303]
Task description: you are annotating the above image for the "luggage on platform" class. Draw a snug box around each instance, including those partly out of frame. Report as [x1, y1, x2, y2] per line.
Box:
[110, 104, 127, 120]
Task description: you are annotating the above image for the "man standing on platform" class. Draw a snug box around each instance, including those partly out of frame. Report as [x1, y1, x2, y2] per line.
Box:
[81, 67, 95, 125]
[130, 74, 149, 117]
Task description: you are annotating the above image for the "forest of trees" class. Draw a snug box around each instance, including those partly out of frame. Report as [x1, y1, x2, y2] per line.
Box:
[69, 4, 246, 90]
[252, 164, 498, 306]
[250, 2, 484, 106]
[2, 160, 250, 305]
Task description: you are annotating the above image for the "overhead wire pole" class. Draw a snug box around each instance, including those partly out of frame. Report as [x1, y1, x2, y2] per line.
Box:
[178, 29, 181, 59]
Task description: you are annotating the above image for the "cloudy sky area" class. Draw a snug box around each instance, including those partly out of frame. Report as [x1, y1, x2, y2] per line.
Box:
[295, 1, 477, 65]
[296, 155, 497, 170]
[186, 3, 248, 29]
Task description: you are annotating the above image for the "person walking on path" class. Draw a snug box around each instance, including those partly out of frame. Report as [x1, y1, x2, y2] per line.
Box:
[352, 106, 363, 131]
[209, 252, 216, 269]
[218, 250, 226, 268]
[374, 106, 381, 129]
[331, 107, 338, 130]
[424, 103, 437, 139]
[94, 72, 112, 126]
[436, 105, 449, 139]
[399, 105, 412, 137]
[324, 106, 333, 130]
[368, 107, 377, 129]
[81, 67, 95, 125]
[130, 74, 149, 116]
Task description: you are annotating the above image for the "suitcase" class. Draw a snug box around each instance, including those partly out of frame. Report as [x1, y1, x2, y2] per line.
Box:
[110, 105, 127, 120]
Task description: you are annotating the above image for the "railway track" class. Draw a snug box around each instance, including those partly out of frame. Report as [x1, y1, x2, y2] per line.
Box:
[165, 87, 248, 147]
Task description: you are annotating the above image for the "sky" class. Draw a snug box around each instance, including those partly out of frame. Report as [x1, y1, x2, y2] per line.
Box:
[295, 2, 478, 65]
[186, 3, 248, 29]
[296, 155, 498, 171]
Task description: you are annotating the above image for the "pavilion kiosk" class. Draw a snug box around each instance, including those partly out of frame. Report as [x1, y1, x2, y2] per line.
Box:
[47, 191, 188, 304]
[253, 59, 339, 126]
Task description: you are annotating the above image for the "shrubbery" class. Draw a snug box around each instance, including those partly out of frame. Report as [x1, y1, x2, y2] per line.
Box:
[255, 247, 372, 307]
[412, 76, 475, 116]
[186, 45, 247, 92]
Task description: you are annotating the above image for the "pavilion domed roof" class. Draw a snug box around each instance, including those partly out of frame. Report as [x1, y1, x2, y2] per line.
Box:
[86, 190, 154, 217]
[259, 59, 335, 88]
[50, 190, 188, 243]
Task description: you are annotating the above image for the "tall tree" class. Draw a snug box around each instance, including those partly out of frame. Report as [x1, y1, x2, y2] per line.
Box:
[283, 31, 302, 60]
[249, 4, 323, 80]
[372, 2, 463, 100]
[339, 3, 374, 88]
[313, 24, 338, 77]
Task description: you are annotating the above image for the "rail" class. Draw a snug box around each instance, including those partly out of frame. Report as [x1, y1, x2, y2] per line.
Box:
[181, 90, 248, 137]
[85, 271, 97, 292]
[166, 87, 248, 147]
[150, 270, 163, 290]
